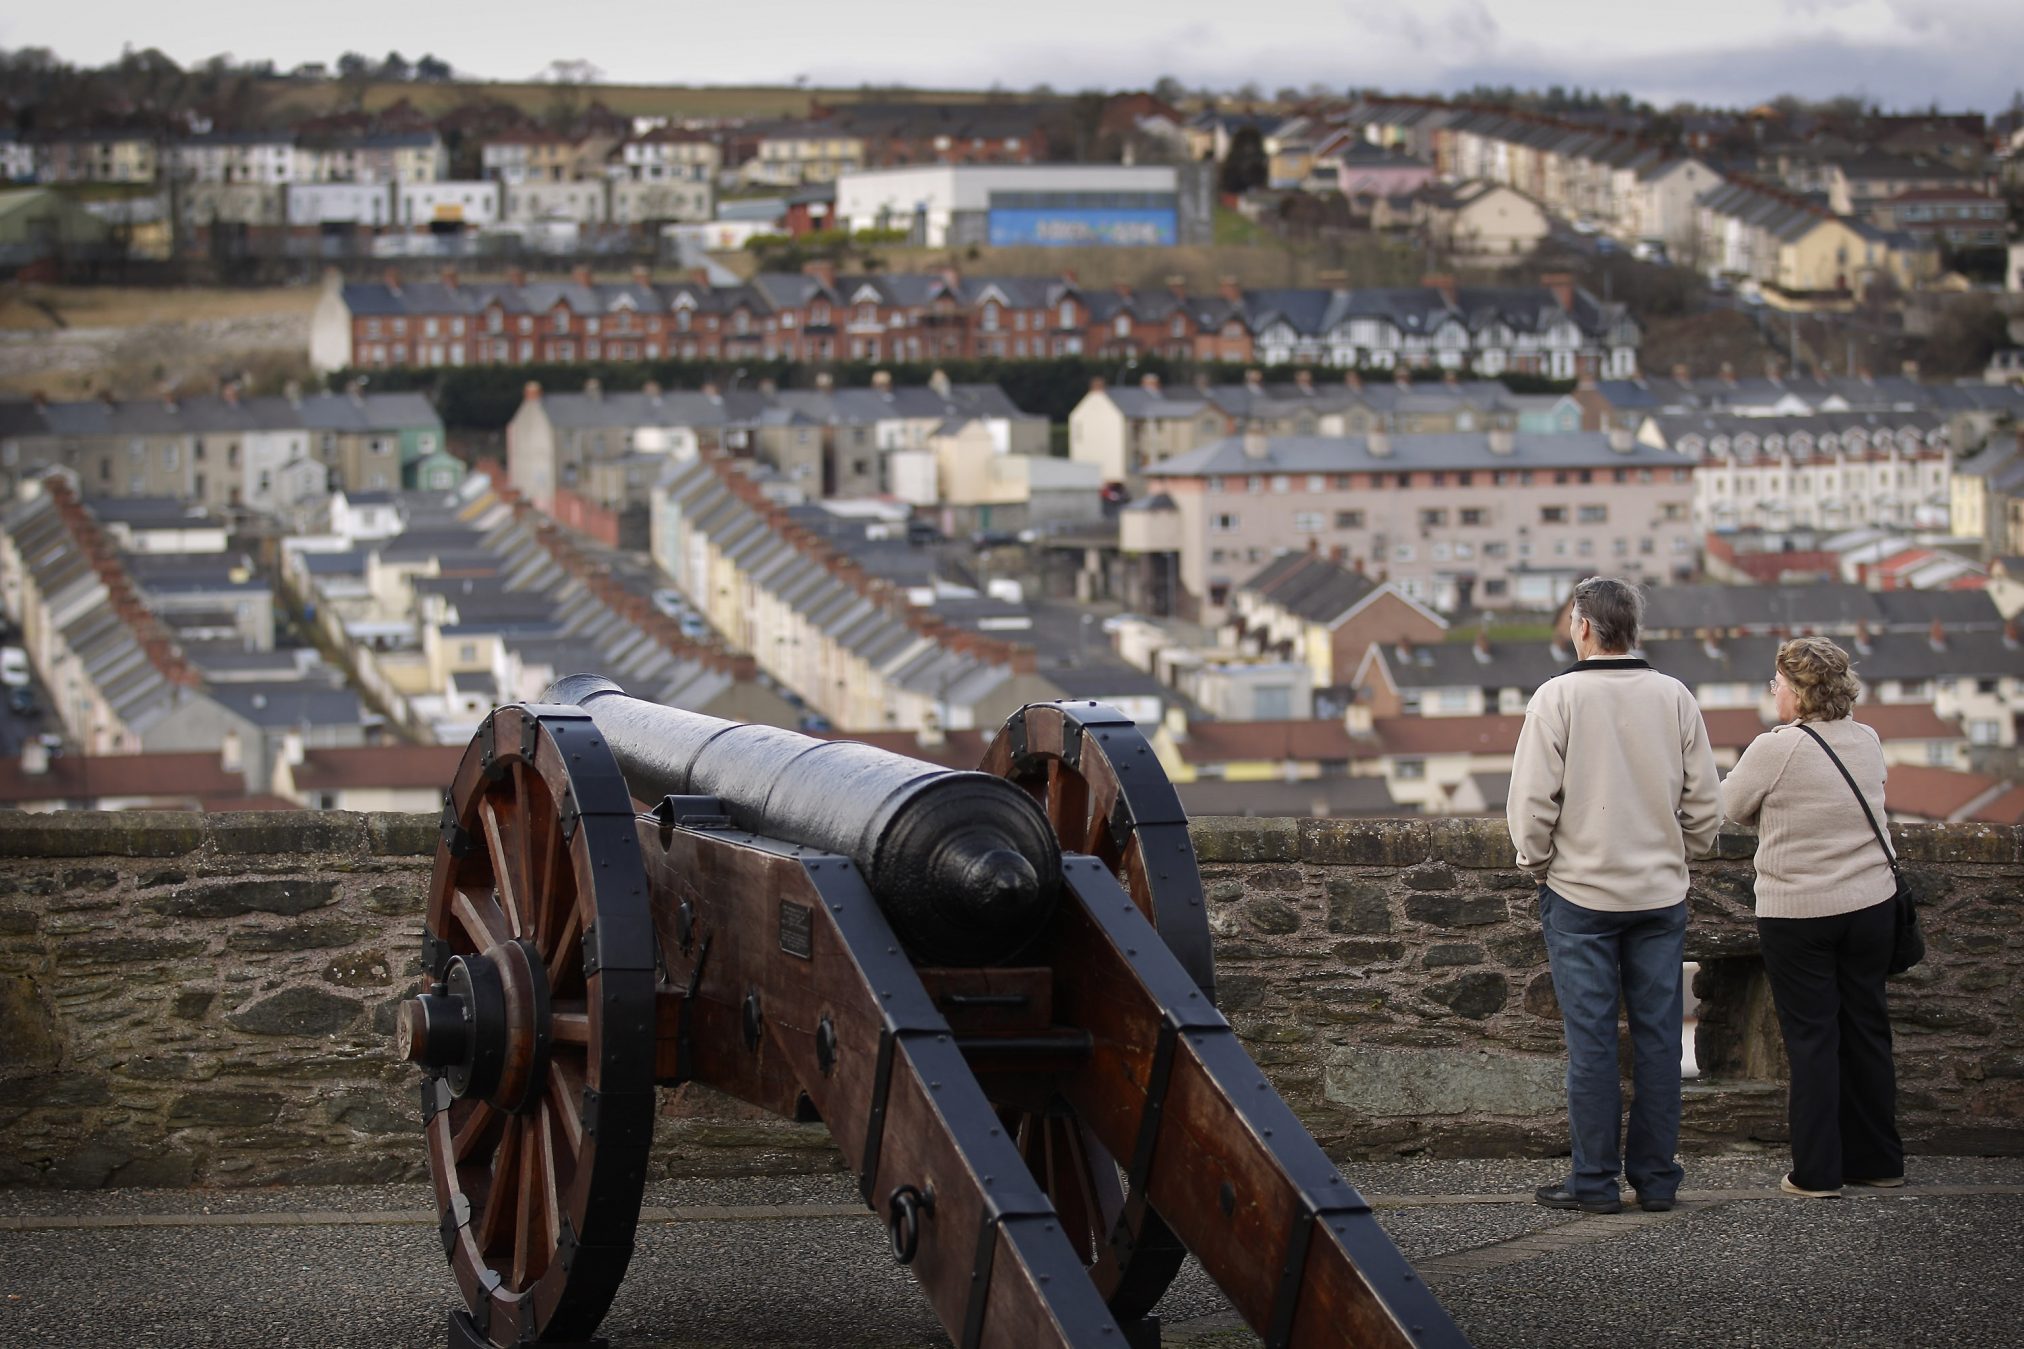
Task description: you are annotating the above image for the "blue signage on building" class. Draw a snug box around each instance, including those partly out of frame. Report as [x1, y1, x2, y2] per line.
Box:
[987, 207, 1177, 248]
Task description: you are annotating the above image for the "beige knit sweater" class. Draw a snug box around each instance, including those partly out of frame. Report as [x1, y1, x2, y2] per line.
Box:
[1507, 662, 1723, 912]
[1720, 718, 1897, 919]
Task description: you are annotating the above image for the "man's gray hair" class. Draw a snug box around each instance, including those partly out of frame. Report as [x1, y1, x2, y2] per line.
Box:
[1570, 576, 1643, 654]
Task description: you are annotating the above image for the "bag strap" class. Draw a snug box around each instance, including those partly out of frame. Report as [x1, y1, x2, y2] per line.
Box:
[1794, 722, 1899, 874]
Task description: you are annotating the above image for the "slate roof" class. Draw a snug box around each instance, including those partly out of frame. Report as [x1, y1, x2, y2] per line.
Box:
[1145, 432, 1685, 477]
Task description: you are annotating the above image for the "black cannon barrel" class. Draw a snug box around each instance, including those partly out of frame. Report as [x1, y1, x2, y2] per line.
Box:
[542, 675, 1061, 965]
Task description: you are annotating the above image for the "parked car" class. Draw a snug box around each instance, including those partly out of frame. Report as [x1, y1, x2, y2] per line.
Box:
[1632, 239, 1669, 264]
[0, 646, 28, 687]
[651, 588, 688, 619]
[7, 685, 35, 715]
[1571, 216, 1600, 236]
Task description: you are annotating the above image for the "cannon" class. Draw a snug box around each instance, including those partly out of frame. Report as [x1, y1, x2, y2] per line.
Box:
[399, 681, 1472, 1348]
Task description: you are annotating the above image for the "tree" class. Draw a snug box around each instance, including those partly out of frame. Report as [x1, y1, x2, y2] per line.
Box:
[1219, 125, 1268, 195]
[379, 51, 412, 82]
[1151, 75, 1185, 106]
[414, 54, 453, 82]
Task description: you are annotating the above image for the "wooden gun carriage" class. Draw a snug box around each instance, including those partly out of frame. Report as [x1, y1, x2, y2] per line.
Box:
[399, 678, 1470, 1348]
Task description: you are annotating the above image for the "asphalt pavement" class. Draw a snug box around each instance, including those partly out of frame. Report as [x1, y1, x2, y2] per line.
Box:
[2, 1153, 2019, 1348]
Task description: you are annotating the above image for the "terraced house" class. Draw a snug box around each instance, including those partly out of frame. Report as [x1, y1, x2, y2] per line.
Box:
[311, 264, 1637, 377]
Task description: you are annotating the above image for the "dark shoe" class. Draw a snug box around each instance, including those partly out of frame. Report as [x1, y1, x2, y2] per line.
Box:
[1535, 1183, 1622, 1214]
[1635, 1194, 1675, 1213]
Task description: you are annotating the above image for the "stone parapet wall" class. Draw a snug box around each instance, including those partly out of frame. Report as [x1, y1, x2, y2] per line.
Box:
[0, 811, 2018, 1189]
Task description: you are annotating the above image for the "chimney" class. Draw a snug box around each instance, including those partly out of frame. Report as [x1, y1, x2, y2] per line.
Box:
[1167, 273, 1189, 300]
[220, 729, 242, 774]
[758, 376, 778, 395]
[1060, 269, 1078, 286]
[815, 371, 835, 392]
[1701, 630, 1722, 661]
[440, 265, 459, 290]
[1294, 369, 1313, 394]
[1853, 620, 1873, 655]
[1671, 363, 1691, 383]
[1901, 359, 1920, 380]
[871, 370, 893, 393]
[1242, 429, 1270, 460]
[1243, 367, 1264, 391]
[2004, 619, 2020, 650]
[1367, 430, 1392, 458]
[1421, 272, 1457, 306]
[803, 259, 837, 290]
[346, 379, 365, 405]
[382, 266, 402, 295]
[1442, 369, 1460, 388]
[1718, 361, 1737, 385]
[1088, 376, 1107, 394]
[523, 380, 542, 403]
[1764, 355, 1783, 381]
[506, 265, 528, 288]
[689, 268, 714, 290]
[584, 377, 602, 401]
[1218, 275, 1242, 304]
[1141, 372, 1162, 395]
[571, 264, 594, 288]
[1607, 426, 1635, 453]
[928, 368, 951, 397]
[1473, 630, 1493, 664]
[1487, 428, 1515, 455]
[1343, 370, 1363, 391]
[702, 381, 720, 400]
[283, 379, 302, 407]
[631, 263, 652, 287]
[1541, 271, 1574, 311]
[643, 379, 662, 401]
[1928, 619, 1945, 652]
[30, 390, 47, 411]
[222, 382, 241, 407]
[1393, 364, 1412, 387]
[21, 738, 48, 777]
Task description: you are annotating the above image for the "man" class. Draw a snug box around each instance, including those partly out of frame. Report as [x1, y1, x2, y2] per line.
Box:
[1507, 577, 1721, 1215]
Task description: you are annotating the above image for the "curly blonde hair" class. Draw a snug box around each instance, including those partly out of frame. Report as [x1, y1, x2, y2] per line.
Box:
[1777, 636, 1861, 722]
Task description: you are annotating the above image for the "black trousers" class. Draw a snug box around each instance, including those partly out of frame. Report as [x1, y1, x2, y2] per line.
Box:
[1757, 898, 1904, 1189]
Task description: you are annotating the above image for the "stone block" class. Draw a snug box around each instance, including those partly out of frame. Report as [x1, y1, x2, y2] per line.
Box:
[1214, 973, 1267, 1011]
[366, 812, 439, 857]
[65, 937, 207, 964]
[1403, 893, 1509, 928]
[224, 986, 362, 1037]
[226, 921, 377, 953]
[1423, 943, 1485, 968]
[205, 812, 365, 856]
[1893, 822, 2019, 865]
[1331, 939, 1406, 965]
[1523, 972, 1561, 1018]
[364, 883, 423, 916]
[0, 812, 204, 858]
[1429, 821, 1518, 869]
[1324, 878, 1391, 934]
[1203, 876, 1248, 905]
[320, 951, 397, 988]
[1300, 818, 1430, 867]
[13, 1071, 112, 1107]
[147, 878, 339, 918]
[1322, 1043, 1562, 1117]
[0, 907, 36, 935]
[61, 867, 120, 892]
[1247, 897, 1302, 935]
[326, 1091, 415, 1134]
[1189, 817, 1299, 863]
[1488, 930, 1548, 967]
[139, 870, 188, 888]
[1423, 971, 1509, 1019]
[167, 1090, 286, 1127]
[1402, 864, 1458, 891]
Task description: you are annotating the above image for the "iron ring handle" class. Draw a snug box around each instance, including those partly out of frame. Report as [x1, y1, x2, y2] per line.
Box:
[887, 1183, 934, 1265]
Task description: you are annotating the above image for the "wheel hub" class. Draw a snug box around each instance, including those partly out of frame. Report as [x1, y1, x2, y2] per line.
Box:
[399, 938, 551, 1113]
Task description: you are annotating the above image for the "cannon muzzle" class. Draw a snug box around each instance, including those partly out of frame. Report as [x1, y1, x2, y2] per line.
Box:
[542, 675, 1060, 964]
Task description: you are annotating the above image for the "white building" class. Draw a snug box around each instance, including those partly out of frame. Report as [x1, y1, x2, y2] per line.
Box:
[502, 180, 608, 226]
[287, 183, 395, 228]
[396, 181, 503, 230]
[169, 134, 298, 186]
[1645, 413, 1954, 532]
[837, 164, 1191, 248]
[610, 179, 713, 226]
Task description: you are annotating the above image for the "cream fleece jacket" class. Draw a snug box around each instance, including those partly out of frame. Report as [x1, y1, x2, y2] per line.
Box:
[1719, 718, 1897, 919]
[1506, 660, 1723, 912]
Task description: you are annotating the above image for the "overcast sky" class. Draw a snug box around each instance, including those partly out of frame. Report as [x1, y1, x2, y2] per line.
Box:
[6, 0, 2021, 112]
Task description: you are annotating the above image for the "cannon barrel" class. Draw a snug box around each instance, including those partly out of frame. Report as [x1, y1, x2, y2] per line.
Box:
[543, 674, 1060, 965]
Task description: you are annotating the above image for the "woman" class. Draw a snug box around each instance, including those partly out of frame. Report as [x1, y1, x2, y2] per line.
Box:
[1720, 636, 1904, 1198]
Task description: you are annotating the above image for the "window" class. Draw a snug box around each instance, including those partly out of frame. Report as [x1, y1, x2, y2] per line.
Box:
[1211, 513, 1240, 532]
[458, 643, 478, 662]
[1395, 759, 1426, 780]
[1335, 509, 1365, 529]
[1459, 508, 1484, 526]
[1578, 505, 1608, 523]
[1294, 511, 1325, 532]
[1419, 509, 1447, 527]
[1540, 505, 1567, 524]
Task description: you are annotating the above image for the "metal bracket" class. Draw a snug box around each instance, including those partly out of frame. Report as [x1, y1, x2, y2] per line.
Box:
[1265, 1202, 1320, 1348]
[857, 1028, 897, 1205]
[438, 796, 474, 858]
[580, 921, 600, 977]
[421, 927, 451, 980]
[1117, 1014, 1179, 1244]
[653, 794, 731, 830]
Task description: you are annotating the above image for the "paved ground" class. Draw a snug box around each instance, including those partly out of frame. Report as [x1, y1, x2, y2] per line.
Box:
[1, 1154, 2019, 1348]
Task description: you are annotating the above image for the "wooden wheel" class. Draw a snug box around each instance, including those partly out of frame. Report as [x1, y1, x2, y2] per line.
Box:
[400, 704, 658, 1347]
[979, 700, 1214, 1323]
[980, 700, 1214, 1001]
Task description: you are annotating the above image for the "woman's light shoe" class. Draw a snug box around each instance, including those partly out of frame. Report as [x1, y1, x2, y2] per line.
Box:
[1780, 1173, 1842, 1198]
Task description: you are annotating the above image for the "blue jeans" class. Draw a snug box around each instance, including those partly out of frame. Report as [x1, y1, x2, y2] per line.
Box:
[1539, 887, 1687, 1204]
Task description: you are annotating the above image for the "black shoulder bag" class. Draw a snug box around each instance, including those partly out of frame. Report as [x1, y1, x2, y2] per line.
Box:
[1795, 723, 1924, 974]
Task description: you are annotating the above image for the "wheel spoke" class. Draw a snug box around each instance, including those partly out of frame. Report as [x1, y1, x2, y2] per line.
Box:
[548, 1055, 586, 1154]
[530, 779, 570, 958]
[452, 1099, 505, 1165]
[479, 794, 523, 939]
[1047, 760, 1091, 851]
[476, 1117, 523, 1257]
[513, 1107, 552, 1287]
[550, 1006, 591, 1045]
[546, 898, 586, 996]
[451, 887, 510, 952]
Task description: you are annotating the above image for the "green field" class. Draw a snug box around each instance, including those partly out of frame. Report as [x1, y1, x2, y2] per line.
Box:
[253, 79, 1027, 125]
